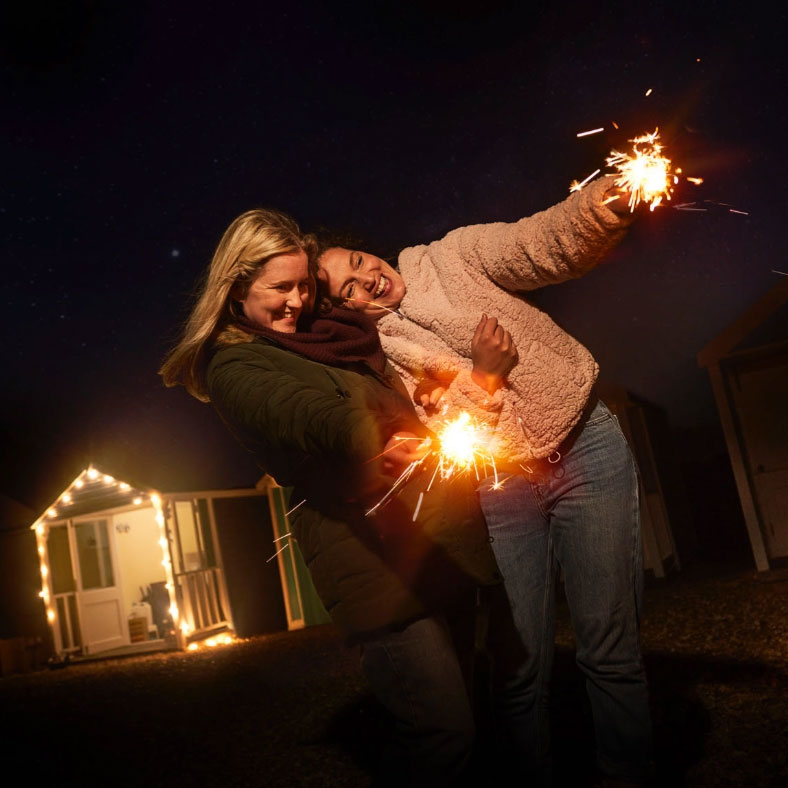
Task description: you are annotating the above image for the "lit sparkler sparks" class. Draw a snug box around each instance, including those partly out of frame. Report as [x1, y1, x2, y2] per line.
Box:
[577, 127, 604, 137]
[266, 541, 290, 562]
[569, 168, 601, 193]
[606, 128, 674, 211]
[571, 127, 707, 213]
[434, 411, 492, 478]
[365, 411, 500, 519]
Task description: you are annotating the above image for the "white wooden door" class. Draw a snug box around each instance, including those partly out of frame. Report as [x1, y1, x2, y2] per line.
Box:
[72, 518, 129, 654]
[730, 359, 788, 559]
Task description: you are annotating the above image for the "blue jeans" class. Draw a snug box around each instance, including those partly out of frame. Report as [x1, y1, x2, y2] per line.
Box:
[360, 613, 476, 787]
[478, 400, 653, 783]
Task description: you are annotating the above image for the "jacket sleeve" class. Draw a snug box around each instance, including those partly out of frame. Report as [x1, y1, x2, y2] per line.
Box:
[420, 175, 635, 293]
[207, 344, 396, 497]
[385, 352, 506, 445]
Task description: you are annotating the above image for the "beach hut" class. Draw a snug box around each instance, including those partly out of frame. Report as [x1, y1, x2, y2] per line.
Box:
[30, 466, 328, 660]
[697, 277, 788, 571]
[596, 381, 687, 578]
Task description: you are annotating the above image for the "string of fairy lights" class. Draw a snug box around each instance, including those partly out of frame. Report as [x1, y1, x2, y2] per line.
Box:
[32, 466, 180, 647]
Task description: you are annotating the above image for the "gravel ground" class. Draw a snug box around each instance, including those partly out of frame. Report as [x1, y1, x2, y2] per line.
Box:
[2, 559, 787, 787]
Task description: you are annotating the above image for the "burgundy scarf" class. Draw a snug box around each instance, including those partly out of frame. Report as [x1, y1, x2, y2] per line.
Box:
[238, 307, 386, 373]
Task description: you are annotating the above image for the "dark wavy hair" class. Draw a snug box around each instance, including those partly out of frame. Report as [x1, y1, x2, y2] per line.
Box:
[310, 225, 400, 310]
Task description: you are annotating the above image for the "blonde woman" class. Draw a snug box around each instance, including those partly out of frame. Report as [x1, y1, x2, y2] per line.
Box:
[160, 208, 501, 787]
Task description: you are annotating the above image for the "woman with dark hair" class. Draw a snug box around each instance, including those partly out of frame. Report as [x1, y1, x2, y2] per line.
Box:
[160, 208, 501, 787]
[315, 177, 654, 787]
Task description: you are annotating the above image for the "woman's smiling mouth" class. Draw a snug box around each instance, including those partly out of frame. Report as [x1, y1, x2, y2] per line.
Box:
[375, 275, 390, 298]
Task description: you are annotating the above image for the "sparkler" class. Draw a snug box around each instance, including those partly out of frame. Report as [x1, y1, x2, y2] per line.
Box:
[344, 297, 403, 318]
[605, 128, 675, 211]
[365, 411, 500, 519]
[572, 124, 709, 213]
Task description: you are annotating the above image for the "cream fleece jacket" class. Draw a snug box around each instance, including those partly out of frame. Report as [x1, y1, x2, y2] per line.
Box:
[377, 175, 635, 464]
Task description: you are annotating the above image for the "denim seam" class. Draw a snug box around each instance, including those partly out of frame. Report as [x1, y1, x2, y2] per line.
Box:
[526, 477, 551, 520]
[379, 641, 419, 728]
[534, 525, 556, 763]
[583, 411, 613, 429]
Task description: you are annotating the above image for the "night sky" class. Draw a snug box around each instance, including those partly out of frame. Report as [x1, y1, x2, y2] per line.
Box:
[2, 1, 786, 511]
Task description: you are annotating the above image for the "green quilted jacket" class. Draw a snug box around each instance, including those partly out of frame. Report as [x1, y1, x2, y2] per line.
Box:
[206, 337, 500, 637]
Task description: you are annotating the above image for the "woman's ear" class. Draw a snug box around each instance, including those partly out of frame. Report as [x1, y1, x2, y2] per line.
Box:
[230, 281, 245, 301]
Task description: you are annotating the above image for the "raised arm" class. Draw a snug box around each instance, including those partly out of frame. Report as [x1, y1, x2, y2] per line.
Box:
[412, 175, 636, 293]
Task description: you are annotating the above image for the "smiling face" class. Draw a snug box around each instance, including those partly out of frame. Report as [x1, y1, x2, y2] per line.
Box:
[317, 247, 406, 321]
[238, 250, 311, 332]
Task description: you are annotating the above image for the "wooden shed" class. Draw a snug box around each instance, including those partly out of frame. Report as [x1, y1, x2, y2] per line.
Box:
[597, 381, 687, 578]
[697, 277, 788, 571]
[29, 466, 328, 661]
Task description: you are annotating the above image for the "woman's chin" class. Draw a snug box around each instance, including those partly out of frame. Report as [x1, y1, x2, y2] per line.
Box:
[273, 317, 298, 332]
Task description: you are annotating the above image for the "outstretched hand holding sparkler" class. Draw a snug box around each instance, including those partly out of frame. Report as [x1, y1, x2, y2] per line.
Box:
[380, 432, 431, 477]
[366, 411, 501, 518]
[606, 129, 679, 212]
[572, 126, 704, 213]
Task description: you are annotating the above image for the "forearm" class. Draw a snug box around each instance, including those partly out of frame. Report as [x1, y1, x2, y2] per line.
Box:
[208, 358, 393, 496]
[437, 175, 635, 292]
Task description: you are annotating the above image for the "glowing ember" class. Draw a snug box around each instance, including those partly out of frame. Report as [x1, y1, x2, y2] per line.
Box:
[437, 412, 484, 471]
[576, 127, 604, 137]
[569, 168, 601, 193]
[606, 128, 674, 212]
[365, 411, 499, 518]
[187, 633, 238, 652]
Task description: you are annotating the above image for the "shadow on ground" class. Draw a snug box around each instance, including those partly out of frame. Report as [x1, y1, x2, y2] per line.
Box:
[3, 567, 788, 787]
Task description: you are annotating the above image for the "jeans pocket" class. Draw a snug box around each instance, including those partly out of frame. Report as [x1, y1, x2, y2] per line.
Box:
[583, 399, 613, 428]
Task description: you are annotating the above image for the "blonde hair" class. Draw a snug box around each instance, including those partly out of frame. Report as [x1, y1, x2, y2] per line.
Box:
[159, 208, 316, 401]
